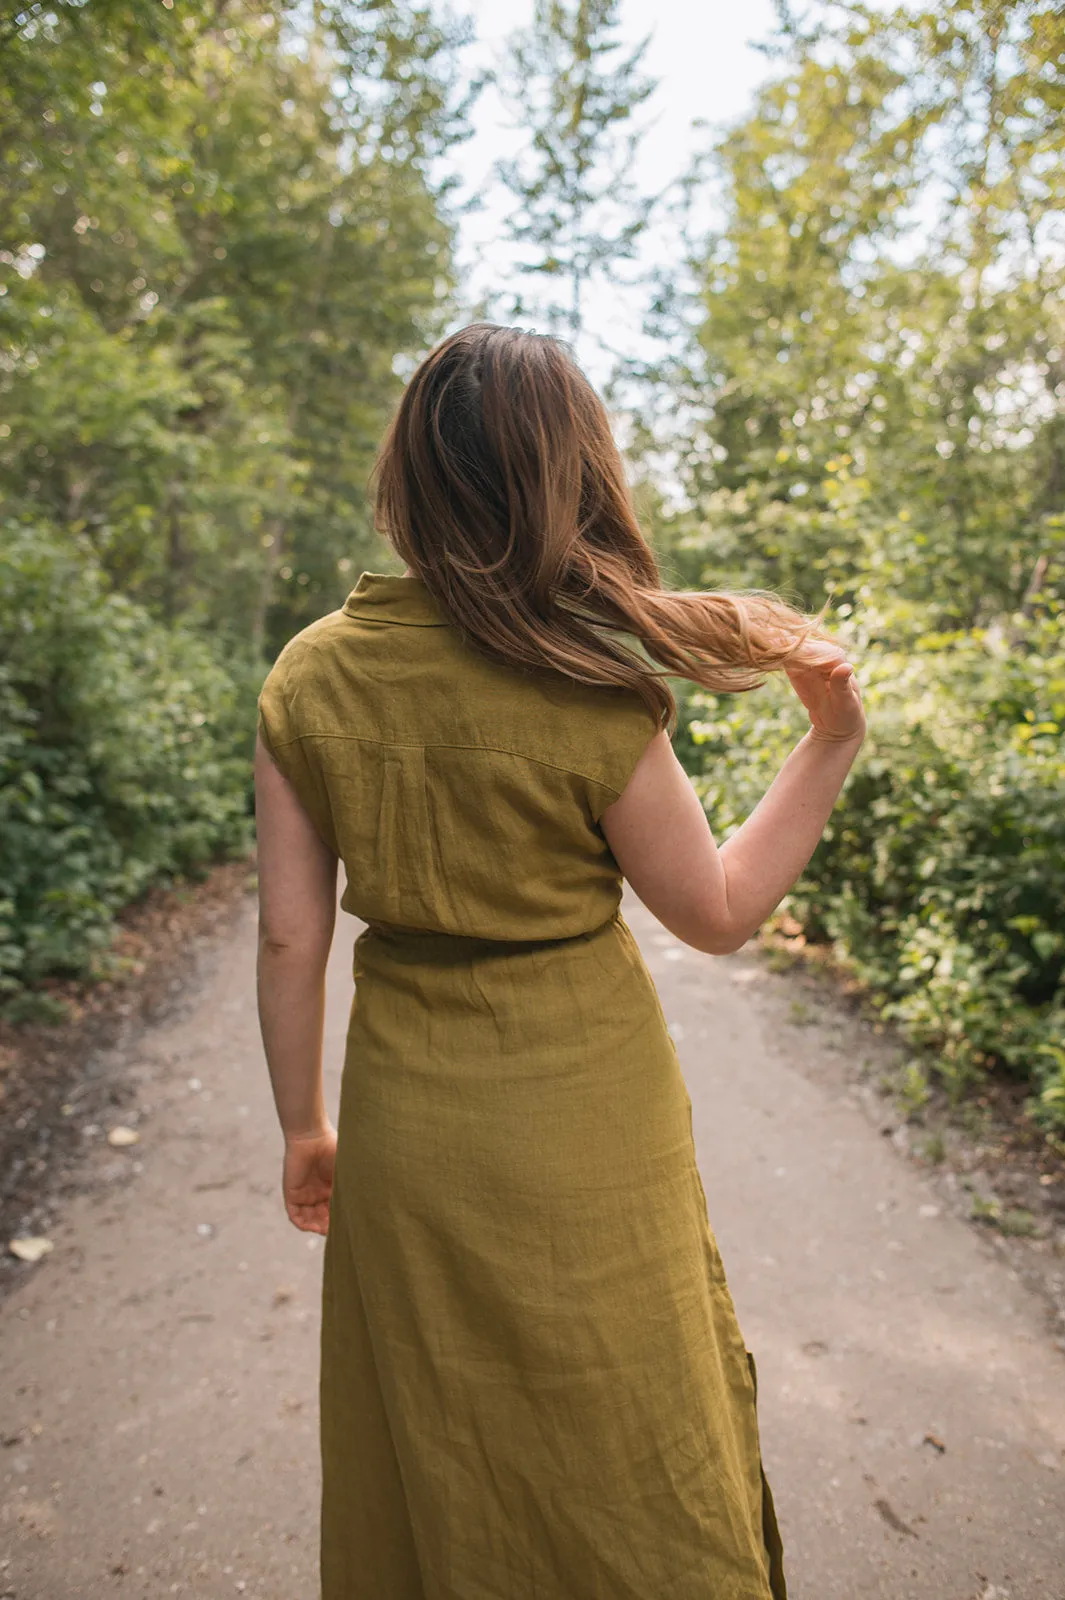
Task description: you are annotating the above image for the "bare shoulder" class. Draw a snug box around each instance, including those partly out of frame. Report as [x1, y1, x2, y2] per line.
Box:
[599, 727, 691, 839]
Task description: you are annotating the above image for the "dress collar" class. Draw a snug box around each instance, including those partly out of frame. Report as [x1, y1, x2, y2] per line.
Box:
[342, 571, 450, 627]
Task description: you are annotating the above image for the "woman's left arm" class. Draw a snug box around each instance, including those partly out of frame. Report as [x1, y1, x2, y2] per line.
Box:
[254, 730, 339, 1235]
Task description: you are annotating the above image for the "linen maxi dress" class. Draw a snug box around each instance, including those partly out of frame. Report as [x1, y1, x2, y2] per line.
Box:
[257, 569, 787, 1600]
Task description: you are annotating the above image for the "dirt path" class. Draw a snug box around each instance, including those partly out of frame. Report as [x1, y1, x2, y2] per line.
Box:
[2, 890, 1063, 1599]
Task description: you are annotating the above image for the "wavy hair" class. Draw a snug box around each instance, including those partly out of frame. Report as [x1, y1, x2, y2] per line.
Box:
[372, 323, 836, 732]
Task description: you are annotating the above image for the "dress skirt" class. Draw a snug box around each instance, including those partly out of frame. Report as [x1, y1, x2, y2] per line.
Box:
[320, 910, 786, 1600]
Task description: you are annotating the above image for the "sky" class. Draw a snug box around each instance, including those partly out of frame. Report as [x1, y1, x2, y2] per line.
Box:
[441, 0, 782, 385]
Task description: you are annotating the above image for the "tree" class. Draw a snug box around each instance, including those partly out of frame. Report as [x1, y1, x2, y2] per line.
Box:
[0, 2, 467, 650]
[0, 0, 471, 1001]
[493, 0, 656, 345]
[645, 0, 1065, 629]
[640, 2, 1065, 1139]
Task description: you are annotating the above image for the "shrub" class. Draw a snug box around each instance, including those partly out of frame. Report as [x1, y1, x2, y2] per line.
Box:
[0, 524, 256, 1005]
[679, 603, 1065, 1135]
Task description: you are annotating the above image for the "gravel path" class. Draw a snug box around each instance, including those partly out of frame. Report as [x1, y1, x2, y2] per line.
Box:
[2, 890, 1063, 1599]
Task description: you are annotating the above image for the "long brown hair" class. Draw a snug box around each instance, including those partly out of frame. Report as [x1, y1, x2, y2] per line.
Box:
[372, 323, 835, 732]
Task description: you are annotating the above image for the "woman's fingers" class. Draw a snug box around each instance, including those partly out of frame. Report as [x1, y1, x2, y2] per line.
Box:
[789, 659, 855, 690]
[287, 1196, 330, 1234]
[294, 1208, 329, 1236]
[790, 637, 848, 670]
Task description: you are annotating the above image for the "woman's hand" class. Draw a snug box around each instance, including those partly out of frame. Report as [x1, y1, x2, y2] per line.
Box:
[785, 640, 866, 745]
[282, 1123, 337, 1236]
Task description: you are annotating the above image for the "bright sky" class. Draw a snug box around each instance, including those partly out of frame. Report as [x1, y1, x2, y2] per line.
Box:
[444, 0, 781, 383]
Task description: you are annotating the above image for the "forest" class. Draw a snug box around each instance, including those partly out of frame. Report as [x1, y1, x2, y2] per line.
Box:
[2, 0, 1063, 1136]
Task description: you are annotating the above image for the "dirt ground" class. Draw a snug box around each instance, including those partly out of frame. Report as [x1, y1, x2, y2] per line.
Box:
[2, 886, 1064, 1599]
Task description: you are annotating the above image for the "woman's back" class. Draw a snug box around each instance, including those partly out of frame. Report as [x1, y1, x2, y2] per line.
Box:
[258, 569, 658, 941]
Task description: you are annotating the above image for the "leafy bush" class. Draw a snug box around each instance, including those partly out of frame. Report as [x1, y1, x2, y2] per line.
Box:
[679, 603, 1065, 1136]
[0, 525, 256, 1005]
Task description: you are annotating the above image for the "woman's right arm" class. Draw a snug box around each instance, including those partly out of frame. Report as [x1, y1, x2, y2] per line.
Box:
[600, 647, 865, 956]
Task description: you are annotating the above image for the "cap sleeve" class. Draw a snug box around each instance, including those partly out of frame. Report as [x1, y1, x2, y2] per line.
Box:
[586, 689, 662, 823]
[256, 645, 339, 854]
[257, 658, 293, 771]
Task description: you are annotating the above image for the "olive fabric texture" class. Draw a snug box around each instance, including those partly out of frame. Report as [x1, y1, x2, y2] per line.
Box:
[257, 570, 787, 1600]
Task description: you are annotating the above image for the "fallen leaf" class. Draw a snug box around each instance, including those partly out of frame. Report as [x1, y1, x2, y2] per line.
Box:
[9, 1237, 54, 1263]
[107, 1126, 140, 1147]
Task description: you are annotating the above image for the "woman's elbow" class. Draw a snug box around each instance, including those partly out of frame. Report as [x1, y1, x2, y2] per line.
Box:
[257, 919, 333, 965]
[690, 920, 751, 957]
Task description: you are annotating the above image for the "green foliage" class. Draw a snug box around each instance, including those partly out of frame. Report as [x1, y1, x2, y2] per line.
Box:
[0, 526, 256, 1001]
[897, 1061, 933, 1122]
[0, 2, 462, 1005]
[682, 602, 1065, 1133]
[650, 0, 1065, 629]
[635, 2, 1065, 1141]
[0, 1, 462, 650]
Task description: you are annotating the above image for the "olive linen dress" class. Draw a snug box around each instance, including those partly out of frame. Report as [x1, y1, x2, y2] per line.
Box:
[257, 570, 786, 1600]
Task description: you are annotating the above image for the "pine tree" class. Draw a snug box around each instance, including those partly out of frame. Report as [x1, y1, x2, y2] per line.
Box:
[493, 0, 656, 345]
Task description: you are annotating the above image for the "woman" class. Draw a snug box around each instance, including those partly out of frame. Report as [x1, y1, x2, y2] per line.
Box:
[255, 323, 865, 1600]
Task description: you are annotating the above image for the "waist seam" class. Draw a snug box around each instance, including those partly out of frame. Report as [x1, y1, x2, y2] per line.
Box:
[357, 909, 622, 949]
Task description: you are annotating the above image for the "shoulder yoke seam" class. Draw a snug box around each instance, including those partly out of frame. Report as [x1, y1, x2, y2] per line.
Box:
[260, 729, 625, 796]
